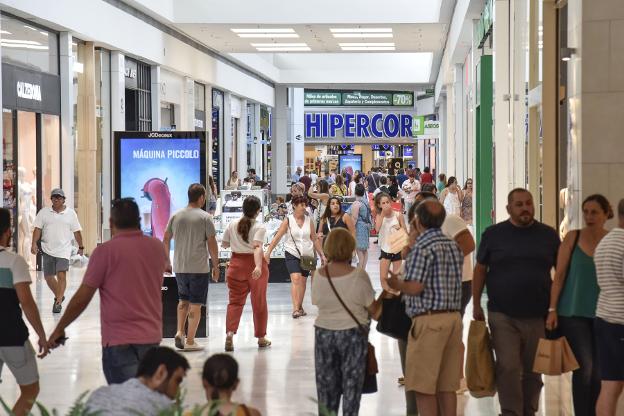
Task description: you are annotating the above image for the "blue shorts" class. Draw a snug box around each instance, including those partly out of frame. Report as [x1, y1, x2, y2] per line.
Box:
[175, 273, 209, 305]
[595, 317, 624, 381]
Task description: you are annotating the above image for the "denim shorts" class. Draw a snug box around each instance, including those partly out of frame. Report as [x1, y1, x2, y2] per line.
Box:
[102, 343, 159, 385]
[379, 250, 402, 262]
[595, 317, 624, 381]
[284, 251, 310, 277]
[176, 273, 210, 305]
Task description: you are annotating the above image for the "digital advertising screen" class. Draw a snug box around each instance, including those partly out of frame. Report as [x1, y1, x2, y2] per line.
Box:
[339, 154, 363, 177]
[114, 131, 206, 240]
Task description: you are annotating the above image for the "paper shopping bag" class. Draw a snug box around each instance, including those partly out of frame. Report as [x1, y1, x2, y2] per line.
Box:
[388, 228, 409, 254]
[533, 336, 580, 376]
[465, 320, 496, 398]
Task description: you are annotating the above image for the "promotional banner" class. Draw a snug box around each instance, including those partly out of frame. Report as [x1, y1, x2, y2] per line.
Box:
[339, 154, 363, 177]
[114, 132, 206, 240]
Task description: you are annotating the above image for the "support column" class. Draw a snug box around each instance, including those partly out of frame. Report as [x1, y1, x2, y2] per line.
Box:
[454, 65, 465, 181]
[183, 77, 195, 131]
[206, 86, 214, 183]
[438, 95, 448, 176]
[446, 82, 456, 176]
[59, 32, 74, 208]
[223, 93, 233, 178]
[493, 0, 512, 221]
[75, 42, 98, 254]
[272, 86, 289, 195]
[151, 66, 161, 131]
[290, 88, 305, 171]
[104, 51, 125, 240]
[237, 99, 248, 174]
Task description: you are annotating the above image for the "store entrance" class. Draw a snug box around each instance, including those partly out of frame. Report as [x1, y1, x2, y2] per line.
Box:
[2, 109, 60, 268]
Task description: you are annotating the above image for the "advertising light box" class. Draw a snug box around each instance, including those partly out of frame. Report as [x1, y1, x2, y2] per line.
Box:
[114, 131, 206, 240]
[339, 154, 363, 176]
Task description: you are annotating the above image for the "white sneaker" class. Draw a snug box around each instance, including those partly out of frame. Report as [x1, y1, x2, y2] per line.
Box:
[182, 342, 204, 352]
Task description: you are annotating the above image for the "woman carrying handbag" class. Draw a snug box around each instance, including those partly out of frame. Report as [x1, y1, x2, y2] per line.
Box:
[312, 228, 377, 416]
[374, 192, 408, 295]
[265, 195, 326, 319]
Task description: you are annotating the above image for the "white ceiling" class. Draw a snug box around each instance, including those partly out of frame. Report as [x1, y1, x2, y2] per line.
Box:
[176, 23, 448, 54]
[123, 0, 457, 86]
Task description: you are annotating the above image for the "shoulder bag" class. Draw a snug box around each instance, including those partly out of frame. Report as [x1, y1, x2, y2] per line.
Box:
[375, 290, 412, 341]
[387, 213, 409, 254]
[325, 266, 378, 394]
[287, 217, 316, 271]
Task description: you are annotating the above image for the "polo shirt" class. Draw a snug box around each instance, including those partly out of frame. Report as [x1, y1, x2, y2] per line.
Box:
[403, 228, 463, 317]
[83, 230, 167, 346]
[33, 207, 82, 259]
[165, 207, 216, 273]
[0, 248, 31, 346]
[477, 220, 560, 318]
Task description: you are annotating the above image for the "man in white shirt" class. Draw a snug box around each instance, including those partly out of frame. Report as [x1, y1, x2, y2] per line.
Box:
[31, 188, 83, 313]
[401, 171, 421, 216]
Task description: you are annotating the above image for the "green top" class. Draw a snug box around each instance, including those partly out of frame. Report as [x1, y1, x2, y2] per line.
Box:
[558, 245, 600, 318]
[437, 181, 445, 193]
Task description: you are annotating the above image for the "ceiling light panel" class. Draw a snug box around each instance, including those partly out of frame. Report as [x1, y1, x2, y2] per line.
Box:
[340, 46, 396, 51]
[231, 28, 295, 33]
[338, 43, 395, 47]
[255, 46, 311, 52]
[250, 43, 307, 47]
[238, 33, 299, 38]
[330, 28, 392, 33]
[332, 33, 393, 38]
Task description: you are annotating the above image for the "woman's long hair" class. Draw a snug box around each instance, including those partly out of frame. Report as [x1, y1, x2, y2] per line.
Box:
[237, 196, 261, 243]
[317, 179, 330, 195]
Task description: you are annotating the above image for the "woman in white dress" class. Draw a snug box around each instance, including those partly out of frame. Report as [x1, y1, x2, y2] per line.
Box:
[440, 176, 463, 217]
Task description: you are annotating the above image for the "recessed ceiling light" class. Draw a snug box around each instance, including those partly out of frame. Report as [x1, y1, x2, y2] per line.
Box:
[0, 43, 48, 50]
[330, 28, 393, 33]
[1, 39, 41, 45]
[332, 33, 394, 38]
[231, 28, 295, 33]
[338, 43, 395, 47]
[340, 46, 396, 51]
[255, 46, 311, 52]
[0, 30, 12, 35]
[238, 33, 300, 38]
[250, 43, 307, 47]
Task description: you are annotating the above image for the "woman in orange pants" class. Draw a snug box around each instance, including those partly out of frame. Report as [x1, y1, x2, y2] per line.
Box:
[221, 196, 271, 352]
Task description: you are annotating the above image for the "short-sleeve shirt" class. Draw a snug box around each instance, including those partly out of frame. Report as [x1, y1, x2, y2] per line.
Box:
[165, 207, 216, 273]
[312, 267, 375, 330]
[0, 249, 31, 346]
[441, 214, 473, 282]
[33, 207, 82, 259]
[594, 228, 624, 324]
[477, 220, 560, 318]
[223, 219, 267, 253]
[83, 230, 167, 346]
[86, 378, 172, 415]
[401, 179, 421, 203]
[403, 228, 463, 317]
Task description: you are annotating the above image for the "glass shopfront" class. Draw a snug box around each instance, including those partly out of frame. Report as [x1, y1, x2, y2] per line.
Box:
[1, 14, 61, 267]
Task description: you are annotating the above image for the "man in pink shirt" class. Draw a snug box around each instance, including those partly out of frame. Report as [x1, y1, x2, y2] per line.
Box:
[48, 198, 168, 384]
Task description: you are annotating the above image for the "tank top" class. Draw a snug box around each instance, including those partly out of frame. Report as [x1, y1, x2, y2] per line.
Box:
[558, 245, 600, 318]
[378, 212, 400, 253]
[284, 215, 314, 258]
[322, 214, 348, 236]
[443, 191, 461, 216]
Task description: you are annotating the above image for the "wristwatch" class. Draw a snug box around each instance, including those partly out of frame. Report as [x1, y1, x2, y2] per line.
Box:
[78, 246, 84, 250]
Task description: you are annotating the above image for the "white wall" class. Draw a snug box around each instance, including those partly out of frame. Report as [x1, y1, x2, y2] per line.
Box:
[0, 0, 275, 107]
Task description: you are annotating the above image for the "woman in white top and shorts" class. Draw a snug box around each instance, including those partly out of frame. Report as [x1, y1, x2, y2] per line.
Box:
[221, 196, 271, 352]
[374, 192, 407, 294]
[266, 195, 325, 318]
[312, 228, 375, 416]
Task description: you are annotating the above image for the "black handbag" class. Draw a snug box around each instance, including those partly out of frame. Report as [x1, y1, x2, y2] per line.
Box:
[325, 266, 378, 394]
[287, 216, 316, 271]
[376, 294, 412, 341]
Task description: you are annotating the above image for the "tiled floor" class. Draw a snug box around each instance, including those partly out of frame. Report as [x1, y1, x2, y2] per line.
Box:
[0, 242, 622, 415]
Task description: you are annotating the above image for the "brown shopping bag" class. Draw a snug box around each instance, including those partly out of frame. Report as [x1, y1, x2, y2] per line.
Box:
[465, 320, 496, 398]
[533, 336, 579, 376]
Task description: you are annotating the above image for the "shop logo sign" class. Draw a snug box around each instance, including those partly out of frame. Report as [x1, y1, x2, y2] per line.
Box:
[124, 67, 137, 79]
[305, 112, 415, 139]
[16, 81, 42, 102]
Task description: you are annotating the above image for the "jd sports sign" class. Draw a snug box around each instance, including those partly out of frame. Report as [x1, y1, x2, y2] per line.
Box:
[305, 112, 419, 139]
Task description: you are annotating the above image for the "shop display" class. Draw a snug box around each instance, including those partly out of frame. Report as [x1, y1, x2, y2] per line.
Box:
[338, 154, 362, 176]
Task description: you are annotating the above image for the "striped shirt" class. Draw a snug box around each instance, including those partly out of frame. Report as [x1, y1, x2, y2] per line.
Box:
[403, 228, 463, 317]
[594, 227, 624, 324]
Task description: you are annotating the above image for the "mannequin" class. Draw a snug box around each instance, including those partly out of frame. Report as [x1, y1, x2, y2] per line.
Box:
[559, 187, 571, 240]
[18, 167, 34, 267]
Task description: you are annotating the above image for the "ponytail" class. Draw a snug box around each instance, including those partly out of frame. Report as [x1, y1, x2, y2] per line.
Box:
[237, 216, 253, 243]
[238, 196, 262, 242]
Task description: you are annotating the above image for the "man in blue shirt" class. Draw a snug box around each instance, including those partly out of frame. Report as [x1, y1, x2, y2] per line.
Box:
[396, 169, 408, 187]
[291, 167, 302, 184]
[388, 200, 463, 415]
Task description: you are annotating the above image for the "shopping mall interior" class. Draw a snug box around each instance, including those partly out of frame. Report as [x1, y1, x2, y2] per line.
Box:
[1, 0, 624, 415]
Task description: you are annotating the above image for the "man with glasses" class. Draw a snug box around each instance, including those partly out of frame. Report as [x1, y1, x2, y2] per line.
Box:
[31, 188, 83, 313]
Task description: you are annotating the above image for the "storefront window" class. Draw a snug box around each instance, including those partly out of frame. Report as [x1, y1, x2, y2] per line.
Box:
[212, 89, 224, 189]
[16, 111, 37, 266]
[0, 14, 59, 74]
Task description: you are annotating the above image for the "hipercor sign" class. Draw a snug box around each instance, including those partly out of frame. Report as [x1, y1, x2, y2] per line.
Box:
[305, 112, 417, 139]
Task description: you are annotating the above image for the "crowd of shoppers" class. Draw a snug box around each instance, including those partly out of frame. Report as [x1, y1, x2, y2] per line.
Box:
[5, 159, 624, 416]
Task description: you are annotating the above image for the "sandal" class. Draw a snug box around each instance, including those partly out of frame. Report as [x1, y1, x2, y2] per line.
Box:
[292, 310, 302, 319]
[298, 308, 307, 317]
[258, 337, 272, 348]
[225, 336, 234, 352]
